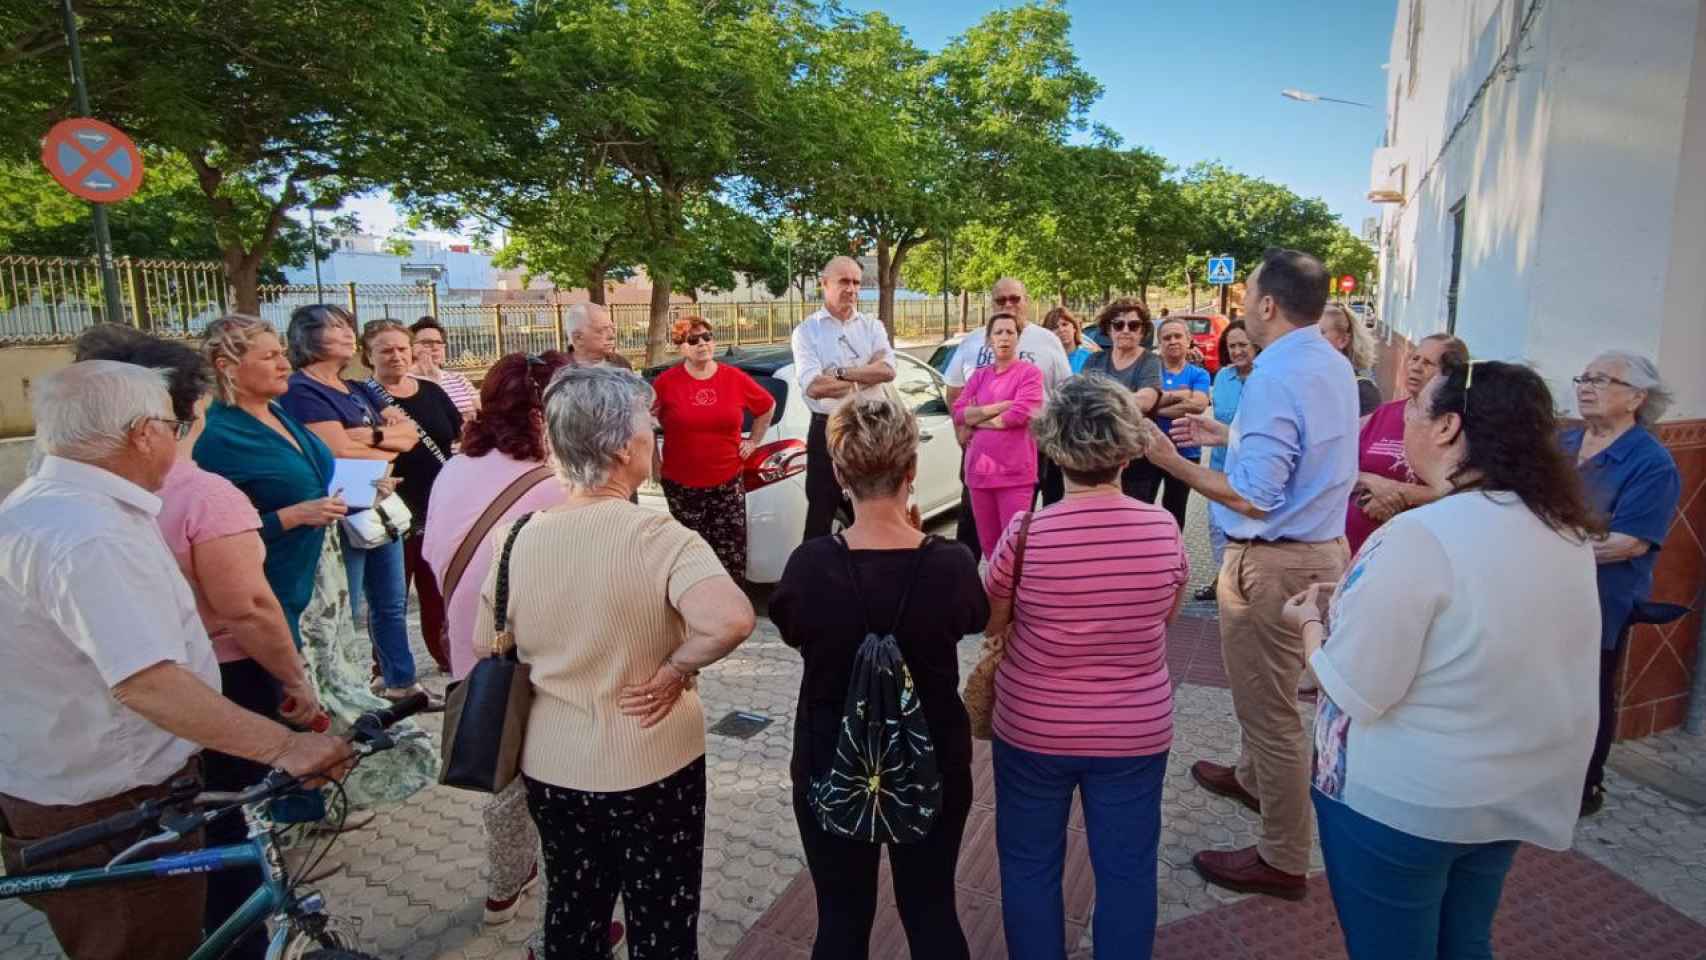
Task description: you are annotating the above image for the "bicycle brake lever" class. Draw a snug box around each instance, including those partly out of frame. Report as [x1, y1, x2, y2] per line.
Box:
[106, 829, 182, 869]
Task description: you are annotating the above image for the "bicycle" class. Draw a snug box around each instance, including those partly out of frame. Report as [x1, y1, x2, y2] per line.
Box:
[0, 693, 432, 960]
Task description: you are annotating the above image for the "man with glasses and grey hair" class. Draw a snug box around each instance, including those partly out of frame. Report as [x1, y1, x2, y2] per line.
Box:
[0, 361, 352, 960]
[791, 255, 895, 539]
[566, 302, 633, 370]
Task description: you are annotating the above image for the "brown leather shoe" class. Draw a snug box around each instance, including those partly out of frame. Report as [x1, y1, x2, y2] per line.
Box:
[1191, 760, 1261, 814]
[1192, 846, 1307, 901]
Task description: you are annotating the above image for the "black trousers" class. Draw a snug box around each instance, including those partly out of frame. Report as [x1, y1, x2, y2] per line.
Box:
[1585, 630, 1629, 796]
[1156, 470, 1191, 529]
[204, 658, 281, 960]
[526, 758, 706, 960]
[805, 413, 841, 541]
[955, 450, 981, 557]
[793, 764, 973, 960]
[1038, 452, 1065, 507]
[1121, 457, 1163, 505]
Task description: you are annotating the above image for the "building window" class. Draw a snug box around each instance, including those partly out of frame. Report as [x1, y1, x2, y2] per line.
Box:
[1446, 198, 1466, 333]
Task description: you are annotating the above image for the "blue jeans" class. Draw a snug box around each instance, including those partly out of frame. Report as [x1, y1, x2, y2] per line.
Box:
[341, 531, 416, 688]
[1313, 788, 1518, 960]
[993, 739, 1165, 960]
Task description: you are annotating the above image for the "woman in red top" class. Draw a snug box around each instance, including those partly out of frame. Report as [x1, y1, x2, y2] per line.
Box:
[653, 315, 777, 580]
[1345, 333, 1469, 554]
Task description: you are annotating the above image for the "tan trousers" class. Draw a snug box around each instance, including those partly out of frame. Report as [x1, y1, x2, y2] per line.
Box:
[0, 758, 206, 960]
[1217, 538, 1349, 875]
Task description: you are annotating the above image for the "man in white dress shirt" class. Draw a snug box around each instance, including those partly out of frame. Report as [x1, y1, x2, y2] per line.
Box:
[941, 277, 1071, 550]
[0, 361, 352, 960]
[790, 256, 896, 538]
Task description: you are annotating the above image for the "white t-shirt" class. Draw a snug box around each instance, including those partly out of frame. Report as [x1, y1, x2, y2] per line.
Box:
[790, 307, 895, 415]
[0, 456, 220, 805]
[1309, 490, 1598, 850]
[943, 323, 1072, 391]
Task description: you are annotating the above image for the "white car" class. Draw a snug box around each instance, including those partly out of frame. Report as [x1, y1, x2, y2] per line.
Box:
[638, 346, 964, 583]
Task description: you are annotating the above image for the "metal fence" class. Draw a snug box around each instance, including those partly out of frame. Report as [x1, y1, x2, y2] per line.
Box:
[1, 255, 1032, 368]
[0, 255, 229, 341]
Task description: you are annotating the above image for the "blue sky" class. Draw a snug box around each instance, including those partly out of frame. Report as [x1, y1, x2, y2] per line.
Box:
[843, 0, 1398, 229]
[344, 0, 1396, 244]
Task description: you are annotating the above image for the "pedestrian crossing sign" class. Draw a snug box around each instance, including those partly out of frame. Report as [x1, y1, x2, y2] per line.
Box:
[1207, 256, 1236, 286]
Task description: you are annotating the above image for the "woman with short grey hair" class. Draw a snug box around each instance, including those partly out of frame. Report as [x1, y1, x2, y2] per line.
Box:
[1562, 349, 1681, 816]
[982, 374, 1187, 959]
[472, 364, 755, 957]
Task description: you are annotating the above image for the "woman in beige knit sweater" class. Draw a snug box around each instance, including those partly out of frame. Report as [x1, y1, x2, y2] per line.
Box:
[472, 365, 755, 958]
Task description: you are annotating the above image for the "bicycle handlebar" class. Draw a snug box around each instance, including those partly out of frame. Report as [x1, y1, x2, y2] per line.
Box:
[15, 696, 429, 872]
[15, 807, 156, 870]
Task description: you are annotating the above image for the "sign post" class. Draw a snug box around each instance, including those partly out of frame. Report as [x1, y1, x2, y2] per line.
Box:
[1207, 255, 1236, 316]
[49, 0, 136, 326]
[1339, 274, 1357, 301]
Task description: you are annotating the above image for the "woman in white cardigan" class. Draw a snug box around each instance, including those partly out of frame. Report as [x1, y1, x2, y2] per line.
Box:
[1286, 360, 1603, 960]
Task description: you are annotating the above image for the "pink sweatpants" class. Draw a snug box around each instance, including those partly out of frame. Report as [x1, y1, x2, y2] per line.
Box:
[970, 485, 1036, 560]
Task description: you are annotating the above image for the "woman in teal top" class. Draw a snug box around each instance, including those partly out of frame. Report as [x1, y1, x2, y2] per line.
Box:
[194, 317, 347, 647]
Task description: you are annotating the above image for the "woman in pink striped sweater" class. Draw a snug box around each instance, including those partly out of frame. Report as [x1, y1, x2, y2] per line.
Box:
[982, 374, 1187, 960]
[951, 312, 1046, 560]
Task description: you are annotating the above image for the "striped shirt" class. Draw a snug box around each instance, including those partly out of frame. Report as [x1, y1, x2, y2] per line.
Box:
[418, 370, 479, 421]
[984, 492, 1186, 757]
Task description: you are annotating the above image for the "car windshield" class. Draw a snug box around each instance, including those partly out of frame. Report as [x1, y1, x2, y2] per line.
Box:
[1188, 318, 1213, 335]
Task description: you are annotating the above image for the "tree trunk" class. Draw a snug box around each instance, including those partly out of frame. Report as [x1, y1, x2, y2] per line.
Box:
[585, 264, 608, 306]
[874, 235, 896, 341]
[959, 290, 969, 332]
[1187, 270, 1198, 312]
[227, 252, 261, 315]
[644, 269, 673, 367]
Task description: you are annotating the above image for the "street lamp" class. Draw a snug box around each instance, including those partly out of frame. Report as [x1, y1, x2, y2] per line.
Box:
[1281, 88, 1374, 109]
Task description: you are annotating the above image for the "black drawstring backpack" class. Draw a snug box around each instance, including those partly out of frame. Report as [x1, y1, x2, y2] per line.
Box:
[808, 536, 942, 844]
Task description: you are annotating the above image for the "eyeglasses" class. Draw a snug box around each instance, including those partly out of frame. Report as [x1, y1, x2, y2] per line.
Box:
[1108, 320, 1144, 333]
[415, 337, 445, 347]
[1460, 360, 1476, 417]
[1572, 374, 1632, 390]
[683, 332, 714, 346]
[992, 295, 1023, 306]
[144, 417, 195, 440]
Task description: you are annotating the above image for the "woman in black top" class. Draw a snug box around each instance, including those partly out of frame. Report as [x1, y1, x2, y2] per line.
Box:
[771, 389, 989, 960]
[359, 319, 462, 674]
[1082, 298, 1165, 504]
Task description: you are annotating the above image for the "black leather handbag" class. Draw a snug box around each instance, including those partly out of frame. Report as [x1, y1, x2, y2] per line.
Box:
[438, 512, 535, 793]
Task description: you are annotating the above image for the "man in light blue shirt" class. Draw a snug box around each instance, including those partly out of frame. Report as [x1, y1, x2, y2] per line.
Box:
[1144, 249, 1358, 901]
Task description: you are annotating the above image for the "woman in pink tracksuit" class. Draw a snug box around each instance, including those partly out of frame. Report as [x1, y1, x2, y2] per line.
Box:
[952, 312, 1046, 560]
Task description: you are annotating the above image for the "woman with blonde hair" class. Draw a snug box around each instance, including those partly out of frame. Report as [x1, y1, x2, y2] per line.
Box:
[197, 314, 439, 810]
[1319, 303, 1381, 416]
[652, 314, 776, 580]
[772, 387, 988, 959]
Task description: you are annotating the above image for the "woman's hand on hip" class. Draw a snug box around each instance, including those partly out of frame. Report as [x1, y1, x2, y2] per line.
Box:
[619, 661, 693, 729]
[738, 438, 757, 461]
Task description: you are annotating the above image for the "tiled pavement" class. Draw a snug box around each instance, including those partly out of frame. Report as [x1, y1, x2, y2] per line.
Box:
[4, 498, 1703, 958]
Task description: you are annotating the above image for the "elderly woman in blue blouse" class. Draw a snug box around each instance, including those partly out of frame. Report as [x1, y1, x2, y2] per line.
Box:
[1560, 351, 1682, 818]
[1290, 361, 1601, 960]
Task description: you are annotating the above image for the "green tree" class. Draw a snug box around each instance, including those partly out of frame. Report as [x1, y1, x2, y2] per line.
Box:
[1321, 226, 1378, 291]
[0, 152, 308, 281]
[1, 0, 470, 311]
[763, 1, 1099, 337]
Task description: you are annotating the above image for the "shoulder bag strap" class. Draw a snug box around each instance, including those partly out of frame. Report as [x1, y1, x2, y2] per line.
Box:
[836, 534, 937, 638]
[1010, 511, 1034, 591]
[834, 534, 874, 638]
[367, 378, 450, 465]
[442, 465, 554, 607]
[489, 511, 535, 661]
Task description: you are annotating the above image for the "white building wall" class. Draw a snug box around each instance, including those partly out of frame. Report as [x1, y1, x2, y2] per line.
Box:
[1377, 0, 1705, 419]
[1657, 7, 1706, 420]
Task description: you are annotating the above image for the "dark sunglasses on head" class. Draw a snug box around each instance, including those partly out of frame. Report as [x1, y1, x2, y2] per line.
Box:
[1109, 320, 1144, 332]
[992, 295, 1023, 306]
[684, 332, 714, 346]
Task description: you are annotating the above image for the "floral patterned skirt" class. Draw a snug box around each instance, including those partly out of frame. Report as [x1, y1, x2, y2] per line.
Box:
[662, 475, 747, 582]
[297, 531, 439, 809]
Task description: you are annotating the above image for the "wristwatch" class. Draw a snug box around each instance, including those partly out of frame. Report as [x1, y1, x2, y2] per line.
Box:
[834, 367, 848, 381]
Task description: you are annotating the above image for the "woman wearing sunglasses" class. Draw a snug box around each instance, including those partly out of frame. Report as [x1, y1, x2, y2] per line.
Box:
[652, 315, 777, 581]
[1082, 298, 1164, 503]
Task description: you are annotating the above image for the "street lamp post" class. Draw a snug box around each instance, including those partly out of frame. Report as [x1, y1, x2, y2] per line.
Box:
[1280, 88, 1375, 109]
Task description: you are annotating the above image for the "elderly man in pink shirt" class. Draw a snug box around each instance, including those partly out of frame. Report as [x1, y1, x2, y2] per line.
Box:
[951, 312, 1046, 559]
